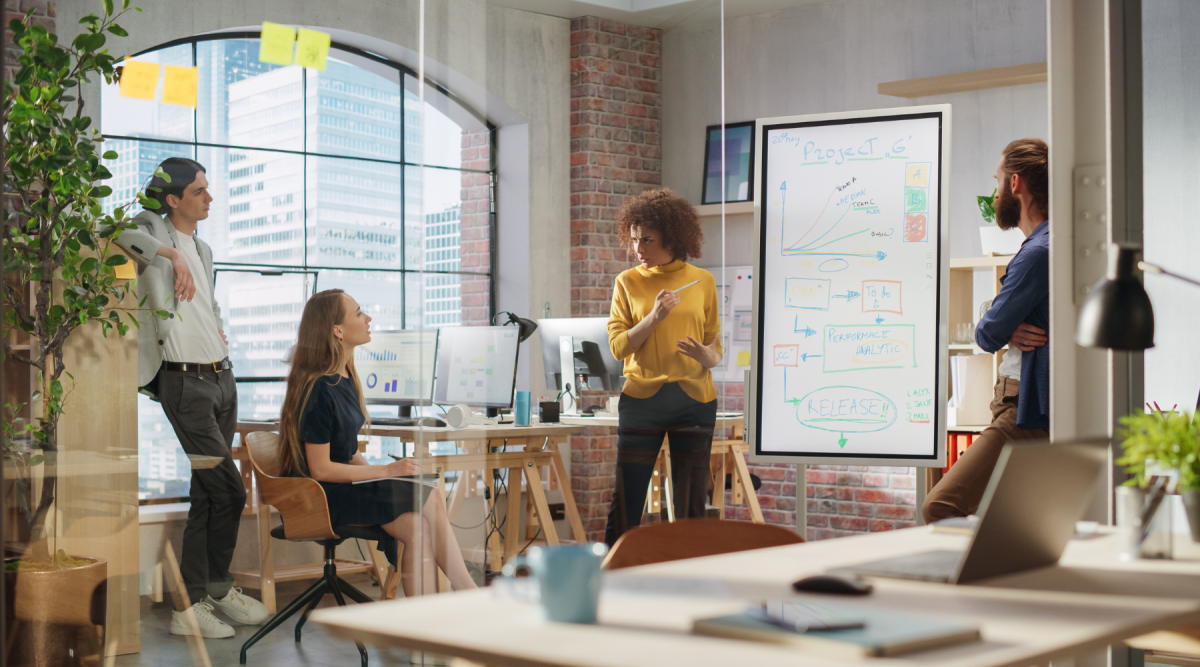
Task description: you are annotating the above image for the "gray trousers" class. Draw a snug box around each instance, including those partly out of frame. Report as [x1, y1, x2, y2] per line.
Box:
[157, 367, 245, 603]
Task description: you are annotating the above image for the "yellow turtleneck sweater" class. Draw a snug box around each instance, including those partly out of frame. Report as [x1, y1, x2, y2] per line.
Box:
[608, 260, 722, 403]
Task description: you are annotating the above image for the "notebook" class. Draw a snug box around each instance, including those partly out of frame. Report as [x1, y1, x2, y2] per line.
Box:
[693, 599, 981, 659]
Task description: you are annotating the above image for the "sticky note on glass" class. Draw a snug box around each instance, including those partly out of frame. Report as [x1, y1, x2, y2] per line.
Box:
[295, 28, 331, 70]
[259, 22, 296, 66]
[737, 351, 751, 366]
[119, 60, 160, 100]
[161, 65, 198, 107]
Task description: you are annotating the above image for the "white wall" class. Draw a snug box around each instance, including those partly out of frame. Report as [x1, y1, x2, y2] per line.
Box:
[1142, 0, 1200, 411]
[58, 0, 570, 397]
[662, 0, 1049, 266]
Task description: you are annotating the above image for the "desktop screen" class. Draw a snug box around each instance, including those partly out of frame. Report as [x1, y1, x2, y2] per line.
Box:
[434, 326, 520, 408]
[355, 330, 439, 406]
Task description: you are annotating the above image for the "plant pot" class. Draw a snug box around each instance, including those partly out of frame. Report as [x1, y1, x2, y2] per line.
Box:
[1183, 490, 1200, 543]
[3, 556, 107, 667]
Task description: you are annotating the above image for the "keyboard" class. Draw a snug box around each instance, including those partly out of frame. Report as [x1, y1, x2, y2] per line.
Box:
[371, 417, 448, 428]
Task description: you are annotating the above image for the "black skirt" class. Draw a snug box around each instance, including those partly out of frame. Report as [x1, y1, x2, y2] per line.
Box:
[320, 479, 435, 568]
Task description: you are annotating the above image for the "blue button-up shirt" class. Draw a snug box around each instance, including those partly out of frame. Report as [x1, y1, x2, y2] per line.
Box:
[975, 221, 1050, 430]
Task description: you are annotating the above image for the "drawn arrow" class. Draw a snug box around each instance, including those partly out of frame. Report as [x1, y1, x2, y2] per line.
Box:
[801, 353, 822, 363]
[783, 250, 888, 261]
[837, 432, 848, 448]
[832, 290, 860, 302]
[793, 316, 816, 338]
[875, 315, 885, 324]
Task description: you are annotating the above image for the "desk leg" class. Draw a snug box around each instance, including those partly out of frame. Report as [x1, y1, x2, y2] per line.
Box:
[661, 446, 675, 523]
[256, 493, 277, 613]
[524, 464, 560, 546]
[731, 447, 764, 524]
[710, 449, 726, 518]
[504, 466, 523, 565]
[550, 447, 587, 543]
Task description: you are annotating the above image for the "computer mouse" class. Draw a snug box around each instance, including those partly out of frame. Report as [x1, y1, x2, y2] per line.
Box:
[417, 417, 447, 428]
[792, 574, 873, 596]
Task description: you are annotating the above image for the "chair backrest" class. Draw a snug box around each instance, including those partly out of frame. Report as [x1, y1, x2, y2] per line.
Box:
[602, 519, 804, 570]
[244, 431, 338, 541]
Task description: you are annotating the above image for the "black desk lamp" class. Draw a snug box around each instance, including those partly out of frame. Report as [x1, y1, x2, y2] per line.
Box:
[1076, 244, 1200, 409]
[490, 311, 538, 417]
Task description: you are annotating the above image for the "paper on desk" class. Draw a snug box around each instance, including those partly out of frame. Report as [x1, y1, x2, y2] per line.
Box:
[603, 573, 731, 598]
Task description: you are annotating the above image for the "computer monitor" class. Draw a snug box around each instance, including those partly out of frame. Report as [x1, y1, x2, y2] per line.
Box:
[433, 326, 521, 409]
[355, 330, 439, 416]
[536, 317, 625, 392]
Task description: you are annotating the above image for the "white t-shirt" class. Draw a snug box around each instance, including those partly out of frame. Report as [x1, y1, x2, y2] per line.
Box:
[162, 233, 229, 364]
[998, 347, 1022, 380]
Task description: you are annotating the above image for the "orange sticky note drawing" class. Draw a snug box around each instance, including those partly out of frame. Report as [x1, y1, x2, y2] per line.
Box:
[161, 65, 198, 107]
[119, 60, 159, 100]
[295, 28, 331, 70]
[259, 22, 296, 66]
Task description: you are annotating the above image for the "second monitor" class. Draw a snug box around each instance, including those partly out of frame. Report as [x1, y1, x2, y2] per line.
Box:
[434, 326, 521, 411]
[537, 317, 625, 392]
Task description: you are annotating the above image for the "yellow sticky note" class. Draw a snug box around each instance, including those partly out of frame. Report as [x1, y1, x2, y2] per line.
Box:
[295, 28, 331, 70]
[119, 60, 160, 100]
[259, 22, 296, 66]
[161, 65, 198, 107]
[737, 351, 751, 366]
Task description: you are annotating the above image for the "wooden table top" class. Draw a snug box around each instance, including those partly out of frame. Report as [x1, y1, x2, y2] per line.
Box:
[312, 526, 1200, 667]
[559, 413, 744, 428]
[236, 420, 583, 442]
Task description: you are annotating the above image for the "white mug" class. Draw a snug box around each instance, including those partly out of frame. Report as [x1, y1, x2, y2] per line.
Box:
[607, 395, 620, 414]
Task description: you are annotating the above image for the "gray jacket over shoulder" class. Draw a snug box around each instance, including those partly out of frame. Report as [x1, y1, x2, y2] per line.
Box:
[110, 210, 224, 390]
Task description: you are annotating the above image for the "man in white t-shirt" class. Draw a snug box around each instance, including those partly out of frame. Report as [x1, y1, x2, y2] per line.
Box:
[113, 158, 269, 638]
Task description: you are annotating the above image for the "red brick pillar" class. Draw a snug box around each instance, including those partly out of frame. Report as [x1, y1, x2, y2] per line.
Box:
[567, 16, 662, 542]
[459, 129, 492, 326]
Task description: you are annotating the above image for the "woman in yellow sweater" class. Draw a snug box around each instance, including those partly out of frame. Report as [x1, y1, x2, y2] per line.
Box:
[605, 188, 723, 546]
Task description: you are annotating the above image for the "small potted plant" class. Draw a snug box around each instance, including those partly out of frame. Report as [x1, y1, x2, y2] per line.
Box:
[1117, 407, 1200, 542]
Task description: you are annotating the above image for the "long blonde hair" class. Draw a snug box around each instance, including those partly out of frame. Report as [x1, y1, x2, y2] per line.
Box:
[278, 289, 370, 477]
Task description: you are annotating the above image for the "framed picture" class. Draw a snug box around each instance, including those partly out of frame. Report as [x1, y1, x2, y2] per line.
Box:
[701, 120, 756, 205]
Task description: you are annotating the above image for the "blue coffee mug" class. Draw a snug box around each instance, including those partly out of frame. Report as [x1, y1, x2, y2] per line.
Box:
[521, 543, 608, 623]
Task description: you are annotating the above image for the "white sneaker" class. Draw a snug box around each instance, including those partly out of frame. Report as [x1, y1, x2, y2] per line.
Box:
[170, 601, 235, 639]
[206, 587, 270, 625]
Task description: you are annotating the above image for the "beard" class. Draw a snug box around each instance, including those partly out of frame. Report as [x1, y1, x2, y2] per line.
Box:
[994, 180, 1021, 230]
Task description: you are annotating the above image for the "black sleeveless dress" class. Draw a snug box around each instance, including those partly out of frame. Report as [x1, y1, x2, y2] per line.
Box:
[298, 374, 433, 567]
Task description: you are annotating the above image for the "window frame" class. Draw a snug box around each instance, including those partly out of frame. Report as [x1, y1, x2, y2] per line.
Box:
[107, 33, 499, 504]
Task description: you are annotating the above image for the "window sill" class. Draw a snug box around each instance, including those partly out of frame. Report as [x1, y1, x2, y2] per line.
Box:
[139, 502, 278, 525]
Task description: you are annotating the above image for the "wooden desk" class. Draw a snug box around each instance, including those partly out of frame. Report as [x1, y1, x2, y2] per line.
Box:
[230, 421, 583, 611]
[312, 526, 1200, 667]
[560, 415, 761, 523]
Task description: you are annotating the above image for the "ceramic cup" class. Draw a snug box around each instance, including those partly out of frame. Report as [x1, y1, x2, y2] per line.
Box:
[506, 543, 608, 623]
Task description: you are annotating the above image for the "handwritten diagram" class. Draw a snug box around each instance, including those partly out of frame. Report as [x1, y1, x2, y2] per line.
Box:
[755, 109, 946, 463]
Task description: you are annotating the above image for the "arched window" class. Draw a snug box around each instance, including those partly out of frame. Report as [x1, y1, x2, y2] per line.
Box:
[101, 35, 496, 500]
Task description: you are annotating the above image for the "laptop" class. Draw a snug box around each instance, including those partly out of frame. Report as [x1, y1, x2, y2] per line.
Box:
[830, 441, 1107, 585]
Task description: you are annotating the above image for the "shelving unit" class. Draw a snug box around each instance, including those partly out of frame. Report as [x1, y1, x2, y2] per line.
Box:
[694, 201, 754, 217]
[947, 252, 1014, 427]
[878, 62, 1047, 98]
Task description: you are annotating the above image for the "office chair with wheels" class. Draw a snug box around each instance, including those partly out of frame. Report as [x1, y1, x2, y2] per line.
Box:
[602, 518, 804, 570]
[239, 431, 399, 667]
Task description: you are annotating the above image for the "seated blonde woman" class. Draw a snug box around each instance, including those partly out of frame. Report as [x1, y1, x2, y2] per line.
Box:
[276, 288, 477, 596]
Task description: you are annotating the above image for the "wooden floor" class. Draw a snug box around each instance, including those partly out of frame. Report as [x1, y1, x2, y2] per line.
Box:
[118, 576, 453, 667]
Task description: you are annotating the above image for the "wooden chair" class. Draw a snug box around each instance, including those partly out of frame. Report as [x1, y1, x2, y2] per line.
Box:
[602, 518, 804, 570]
[239, 431, 398, 667]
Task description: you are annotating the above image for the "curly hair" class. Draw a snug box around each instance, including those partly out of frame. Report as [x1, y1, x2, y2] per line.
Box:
[616, 188, 704, 262]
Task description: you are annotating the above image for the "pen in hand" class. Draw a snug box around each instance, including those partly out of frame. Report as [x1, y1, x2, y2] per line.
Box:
[673, 280, 701, 294]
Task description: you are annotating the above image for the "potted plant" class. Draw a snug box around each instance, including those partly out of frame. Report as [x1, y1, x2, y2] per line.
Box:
[1117, 408, 1200, 542]
[2, 3, 166, 663]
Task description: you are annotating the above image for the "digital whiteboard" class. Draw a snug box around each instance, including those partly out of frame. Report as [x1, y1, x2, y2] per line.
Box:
[747, 106, 950, 467]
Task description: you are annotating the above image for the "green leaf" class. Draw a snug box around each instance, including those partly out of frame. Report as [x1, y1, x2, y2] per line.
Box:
[102, 150, 118, 159]
[29, 455, 44, 467]
[105, 255, 128, 266]
[153, 167, 171, 183]
[154, 310, 170, 320]
[107, 23, 127, 37]
[102, 0, 114, 16]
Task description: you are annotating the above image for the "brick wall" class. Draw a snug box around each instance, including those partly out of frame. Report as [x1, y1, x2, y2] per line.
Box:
[567, 16, 663, 542]
[459, 128, 492, 326]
